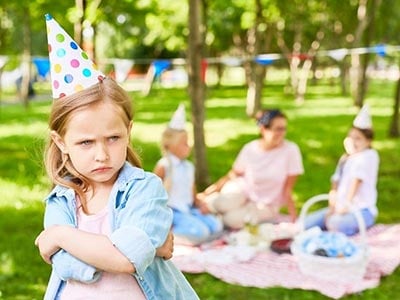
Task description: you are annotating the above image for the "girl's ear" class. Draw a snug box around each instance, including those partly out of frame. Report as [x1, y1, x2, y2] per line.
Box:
[50, 131, 68, 154]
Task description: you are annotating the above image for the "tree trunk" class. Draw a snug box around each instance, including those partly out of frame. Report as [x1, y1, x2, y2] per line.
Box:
[20, 7, 32, 108]
[188, 0, 209, 188]
[355, 0, 380, 107]
[245, 0, 264, 117]
[351, 0, 381, 107]
[389, 67, 400, 137]
[74, 0, 86, 46]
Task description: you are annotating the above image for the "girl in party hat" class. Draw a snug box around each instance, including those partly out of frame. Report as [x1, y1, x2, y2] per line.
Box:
[304, 104, 380, 235]
[153, 104, 223, 245]
[35, 14, 198, 300]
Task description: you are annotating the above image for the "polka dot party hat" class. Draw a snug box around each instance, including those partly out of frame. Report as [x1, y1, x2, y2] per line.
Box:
[45, 14, 105, 99]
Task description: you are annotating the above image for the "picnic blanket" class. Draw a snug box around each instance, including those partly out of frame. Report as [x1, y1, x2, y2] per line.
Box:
[172, 224, 400, 299]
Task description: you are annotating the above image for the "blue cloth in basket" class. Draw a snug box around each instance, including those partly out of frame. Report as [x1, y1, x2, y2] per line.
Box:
[302, 231, 358, 258]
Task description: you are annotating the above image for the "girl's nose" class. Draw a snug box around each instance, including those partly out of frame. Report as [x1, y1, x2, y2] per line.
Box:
[94, 144, 109, 162]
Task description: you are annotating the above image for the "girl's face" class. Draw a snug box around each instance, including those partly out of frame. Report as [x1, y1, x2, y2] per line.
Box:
[260, 117, 287, 148]
[168, 132, 191, 159]
[52, 101, 131, 188]
[343, 128, 371, 155]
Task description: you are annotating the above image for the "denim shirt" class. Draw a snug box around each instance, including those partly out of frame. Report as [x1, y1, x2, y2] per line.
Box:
[42, 162, 199, 300]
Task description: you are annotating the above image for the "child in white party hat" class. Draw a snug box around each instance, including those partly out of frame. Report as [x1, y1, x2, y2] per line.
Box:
[35, 14, 198, 300]
[153, 103, 223, 245]
[305, 104, 380, 236]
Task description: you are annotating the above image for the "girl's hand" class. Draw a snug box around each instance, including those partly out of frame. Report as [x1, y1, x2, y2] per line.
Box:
[155, 231, 174, 260]
[34, 226, 62, 264]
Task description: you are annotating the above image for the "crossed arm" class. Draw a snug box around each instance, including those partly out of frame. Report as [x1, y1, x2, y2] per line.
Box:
[35, 226, 174, 273]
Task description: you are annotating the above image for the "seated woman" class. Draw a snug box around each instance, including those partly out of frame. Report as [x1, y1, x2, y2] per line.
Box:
[198, 109, 304, 230]
[153, 104, 223, 244]
[304, 105, 380, 236]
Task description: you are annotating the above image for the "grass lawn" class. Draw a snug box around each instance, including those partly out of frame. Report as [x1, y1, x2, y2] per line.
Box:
[0, 77, 399, 299]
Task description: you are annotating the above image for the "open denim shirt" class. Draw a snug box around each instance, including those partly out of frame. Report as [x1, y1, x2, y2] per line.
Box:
[42, 162, 198, 300]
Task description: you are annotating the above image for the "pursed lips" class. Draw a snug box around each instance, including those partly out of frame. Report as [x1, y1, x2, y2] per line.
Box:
[92, 166, 112, 173]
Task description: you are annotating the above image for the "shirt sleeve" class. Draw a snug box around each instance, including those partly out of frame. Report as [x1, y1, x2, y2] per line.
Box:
[44, 195, 100, 283]
[287, 142, 304, 175]
[110, 173, 173, 277]
[353, 150, 378, 181]
[232, 143, 250, 174]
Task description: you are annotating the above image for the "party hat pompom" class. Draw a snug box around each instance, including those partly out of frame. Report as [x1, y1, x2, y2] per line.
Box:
[168, 103, 186, 130]
[45, 14, 105, 99]
[353, 104, 372, 129]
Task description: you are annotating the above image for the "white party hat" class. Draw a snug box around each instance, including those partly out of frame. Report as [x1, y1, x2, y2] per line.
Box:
[353, 104, 372, 129]
[168, 103, 186, 130]
[45, 14, 105, 99]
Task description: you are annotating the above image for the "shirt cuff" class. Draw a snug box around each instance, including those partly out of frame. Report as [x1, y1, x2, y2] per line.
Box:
[110, 226, 155, 276]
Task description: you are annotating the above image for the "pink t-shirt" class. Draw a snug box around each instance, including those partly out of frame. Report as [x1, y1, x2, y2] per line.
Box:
[60, 203, 146, 300]
[233, 140, 304, 208]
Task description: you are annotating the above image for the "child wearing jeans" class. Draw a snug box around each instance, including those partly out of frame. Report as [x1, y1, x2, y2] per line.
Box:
[153, 104, 223, 245]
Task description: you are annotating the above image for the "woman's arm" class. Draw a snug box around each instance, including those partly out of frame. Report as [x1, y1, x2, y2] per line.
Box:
[282, 175, 299, 222]
[199, 169, 238, 196]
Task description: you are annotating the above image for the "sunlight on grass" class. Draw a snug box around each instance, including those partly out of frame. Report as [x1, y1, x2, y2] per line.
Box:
[206, 98, 249, 108]
[374, 140, 399, 151]
[0, 253, 15, 276]
[131, 122, 166, 144]
[0, 179, 47, 208]
[0, 121, 47, 139]
[204, 119, 255, 147]
[304, 139, 324, 149]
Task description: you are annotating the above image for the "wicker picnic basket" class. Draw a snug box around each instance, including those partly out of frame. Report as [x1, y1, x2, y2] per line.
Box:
[291, 194, 368, 283]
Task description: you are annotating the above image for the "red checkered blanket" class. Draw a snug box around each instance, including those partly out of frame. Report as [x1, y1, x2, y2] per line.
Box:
[172, 224, 400, 299]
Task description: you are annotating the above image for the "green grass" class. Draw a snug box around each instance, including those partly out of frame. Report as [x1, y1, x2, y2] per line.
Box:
[0, 78, 399, 299]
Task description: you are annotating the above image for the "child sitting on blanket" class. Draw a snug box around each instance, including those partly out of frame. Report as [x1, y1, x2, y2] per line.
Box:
[305, 105, 380, 236]
[153, 104, 223, 244]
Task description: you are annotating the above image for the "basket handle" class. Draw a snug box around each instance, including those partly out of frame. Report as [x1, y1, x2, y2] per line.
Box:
[296, 194, 367, 245]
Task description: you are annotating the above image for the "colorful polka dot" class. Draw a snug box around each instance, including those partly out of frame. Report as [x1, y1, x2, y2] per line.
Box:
[53, 80, 59, 89]
[54, 64, 62, 73]
[48, 44, 52, 53]
[81, 52, 88, 60]
[64, 74, 73, 83]
[82, 68, 91, 77]
[74, 84, 84, 92]
[70, 42, 78, 50]
[56, 48, 66, 57]
[70, 59, 80, 68]
[56, 34, 65, 43]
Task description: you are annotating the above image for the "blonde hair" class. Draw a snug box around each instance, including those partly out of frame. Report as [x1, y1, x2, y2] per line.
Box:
[44, 77, 141, 203]
[160, 127, 187, 155]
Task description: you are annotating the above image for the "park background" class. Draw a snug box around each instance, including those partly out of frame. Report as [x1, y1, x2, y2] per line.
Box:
[1, 1, 400, 299]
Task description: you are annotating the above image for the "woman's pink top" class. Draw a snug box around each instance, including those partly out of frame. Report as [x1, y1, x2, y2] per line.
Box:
[60, 202, 146, 300]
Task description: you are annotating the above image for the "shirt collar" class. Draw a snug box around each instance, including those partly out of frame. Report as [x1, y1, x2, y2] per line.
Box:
[167, 153, 183, 166]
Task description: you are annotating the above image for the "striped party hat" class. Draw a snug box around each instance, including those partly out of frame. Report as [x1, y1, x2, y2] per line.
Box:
[45, 14, 105, 99]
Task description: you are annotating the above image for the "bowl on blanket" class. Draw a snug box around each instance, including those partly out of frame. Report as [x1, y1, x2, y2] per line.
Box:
[270, 238, 293, 254]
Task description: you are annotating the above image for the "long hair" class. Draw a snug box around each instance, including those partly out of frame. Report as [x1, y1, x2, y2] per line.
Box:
[44, 77, 141, 203]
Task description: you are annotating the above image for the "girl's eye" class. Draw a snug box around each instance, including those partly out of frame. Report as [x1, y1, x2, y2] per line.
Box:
[109, 136, 119, 142]
[80, 140, 92, 146]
